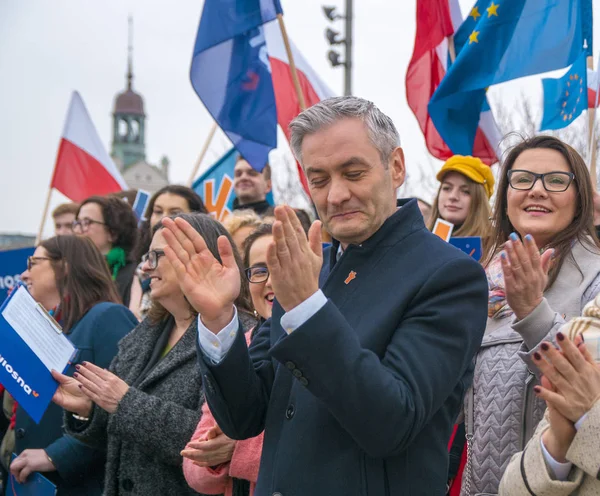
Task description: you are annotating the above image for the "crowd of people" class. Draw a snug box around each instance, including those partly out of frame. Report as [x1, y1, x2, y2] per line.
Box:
[1, 95, 600, 495]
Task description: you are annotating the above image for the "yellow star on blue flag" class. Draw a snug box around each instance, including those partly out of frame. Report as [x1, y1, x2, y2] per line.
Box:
[429, 0, 589, 156]
[540, 51, 588, 130]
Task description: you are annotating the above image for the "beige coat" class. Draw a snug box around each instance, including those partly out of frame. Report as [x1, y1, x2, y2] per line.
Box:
[499, 400, 600, 495]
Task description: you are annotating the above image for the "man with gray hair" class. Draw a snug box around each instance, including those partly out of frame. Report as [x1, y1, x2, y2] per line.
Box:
[163, 96, 488, 495]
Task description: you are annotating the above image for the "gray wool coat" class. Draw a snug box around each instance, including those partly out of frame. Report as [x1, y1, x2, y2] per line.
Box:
[64, 316, 208, 496]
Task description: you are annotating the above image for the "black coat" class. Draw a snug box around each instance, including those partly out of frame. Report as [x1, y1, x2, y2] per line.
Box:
[14, 302, 136, 496]
[65, 314, 261, 496]
[199, 199, 489, 496]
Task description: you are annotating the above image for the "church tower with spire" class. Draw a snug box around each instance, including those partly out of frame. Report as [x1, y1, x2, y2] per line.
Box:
[110, 17, 169, 193]
[111, 16, 146, 170]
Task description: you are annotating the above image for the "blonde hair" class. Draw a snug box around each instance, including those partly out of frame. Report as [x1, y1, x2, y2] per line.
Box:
[427, 174, 492, 250]
[222, 210, 262, 237]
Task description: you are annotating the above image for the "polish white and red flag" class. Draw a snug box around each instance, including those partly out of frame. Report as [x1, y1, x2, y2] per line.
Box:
[264, 21, 336, 193]
[51, 91, 127, 202]
[406, 0, 501, 165]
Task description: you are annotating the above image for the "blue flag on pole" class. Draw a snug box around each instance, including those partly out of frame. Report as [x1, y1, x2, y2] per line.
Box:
[192, 148, 274, 222]
[540, 51, 588, 131]
[190, 0, 283, 173]
[429, 0, 587, 155]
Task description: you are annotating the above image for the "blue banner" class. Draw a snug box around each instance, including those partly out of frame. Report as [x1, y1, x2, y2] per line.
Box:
[193, 148, 273, 221]
[190, 0, 283, 172]
[0, 246, 35, 302]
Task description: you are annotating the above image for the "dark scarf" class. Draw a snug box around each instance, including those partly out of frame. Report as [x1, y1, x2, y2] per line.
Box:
[131, 316, 174, 387]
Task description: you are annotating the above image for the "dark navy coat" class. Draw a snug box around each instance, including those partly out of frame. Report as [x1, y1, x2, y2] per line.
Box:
[14, 302, 136, 496]
[199, 199, 489, 496]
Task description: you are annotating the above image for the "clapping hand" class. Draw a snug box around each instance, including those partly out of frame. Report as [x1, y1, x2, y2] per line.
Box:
[266, 206, 323, 312]
[51, 369, 93, 417]
[72, 362, 130, 414]
[501, 233, 554, 320]
[533, 333, 600, 423]
[161, 217, 240, 333]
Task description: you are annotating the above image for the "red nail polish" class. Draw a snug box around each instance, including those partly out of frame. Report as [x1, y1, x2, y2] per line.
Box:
[557, 332, 565, 341]
[541, 343, 550, 351]
[75, 365, 80, 370]
[78, 384, 82, 388]
[73, 372, 78, 378]
[533, 352, 542, 360]
[534, 386, 541, 393]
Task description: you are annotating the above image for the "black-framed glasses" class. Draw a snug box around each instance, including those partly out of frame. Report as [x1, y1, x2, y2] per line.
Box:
[507, 170, 575, 192]
[27, 256, 52, 271]
[72, 218, 106, 232]
[245, 265, 269, 284]
[141, 249, 166, 270]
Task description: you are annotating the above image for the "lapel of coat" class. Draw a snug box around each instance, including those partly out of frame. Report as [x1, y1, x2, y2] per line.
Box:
[136, 319, 198, 391]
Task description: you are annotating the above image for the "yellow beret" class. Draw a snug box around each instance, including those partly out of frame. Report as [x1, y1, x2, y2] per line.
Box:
[436, 155, 495, 199]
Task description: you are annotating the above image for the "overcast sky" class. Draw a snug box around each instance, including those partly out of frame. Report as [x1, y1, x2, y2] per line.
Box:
[1, 0, 599, 237]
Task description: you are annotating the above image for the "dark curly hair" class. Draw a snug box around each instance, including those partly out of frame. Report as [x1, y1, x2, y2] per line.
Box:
[136, 185, 208, 260]
[78, 195, 139, 260]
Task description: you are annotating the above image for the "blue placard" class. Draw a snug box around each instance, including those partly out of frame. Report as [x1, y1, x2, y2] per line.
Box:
[449, 236, 483, 261]
[0, 285, 72, 424]
[132, 190, 151, 224]
[9, 453, 57, 495]
[0, 246, 35, 302]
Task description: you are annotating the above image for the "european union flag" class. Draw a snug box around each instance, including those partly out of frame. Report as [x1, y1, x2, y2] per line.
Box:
[540, 52, 588, 131]
[429, 0, 588, 156]
[190, 0, 283, 173]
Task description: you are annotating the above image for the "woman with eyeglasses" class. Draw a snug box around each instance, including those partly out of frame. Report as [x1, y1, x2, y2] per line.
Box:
[183, 223, 274, 496]
[458, 136, 600, 496]
[74, 196, 141, 318]
[9, 236, 137, 495]
[137, 186, 208, 320]
[51, 213, 256, 496]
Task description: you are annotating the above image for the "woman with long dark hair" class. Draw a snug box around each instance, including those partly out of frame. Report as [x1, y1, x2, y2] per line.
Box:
[52, 213, 255, 496]
[9, 236, 137, 495]
[137, 186, 208, 319]
[459, 136, 600, 496]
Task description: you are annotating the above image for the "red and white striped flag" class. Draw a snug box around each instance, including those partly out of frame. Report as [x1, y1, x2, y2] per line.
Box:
[51, 92, 127, 202]
[264, 22, 335, 194]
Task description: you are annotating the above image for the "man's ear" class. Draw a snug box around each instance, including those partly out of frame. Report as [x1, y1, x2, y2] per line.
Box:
[265, 178, 272, 195]
[389, 147, 406, 190]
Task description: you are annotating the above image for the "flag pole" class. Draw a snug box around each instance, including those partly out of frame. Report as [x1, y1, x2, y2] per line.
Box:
[587, 53, 599, 189]
[36, 187, 53, 245]
[276, 14, 307, 111]
[447, 35, 457, 63]
[187, 122, 218, 187]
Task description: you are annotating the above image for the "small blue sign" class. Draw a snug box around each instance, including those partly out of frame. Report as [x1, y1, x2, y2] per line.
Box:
[132, 190, 151, 224]
[449, 236, 483, 261]
[0, 246, 35, 302]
